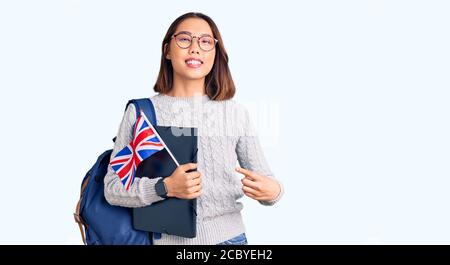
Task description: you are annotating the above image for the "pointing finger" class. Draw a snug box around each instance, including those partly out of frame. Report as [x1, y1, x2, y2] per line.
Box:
[235, 167, 258, 180]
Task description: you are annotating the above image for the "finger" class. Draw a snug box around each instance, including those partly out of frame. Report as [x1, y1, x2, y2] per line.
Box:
[180, 163, 197, 172]
[187, 190, 202, 199]
[186, 171, 201, 180]
[243, 191, 257, 200]
[188, 184, 201, 193]
[241, 178, 261, 191]
[242, 185, 259, 196]
[235, 167, 258, 180]
[188, 177, 201, 187]
[235, 166, 253, 176]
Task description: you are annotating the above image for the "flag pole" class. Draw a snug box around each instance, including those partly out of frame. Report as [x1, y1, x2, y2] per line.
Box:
[141, 110, 180, 167]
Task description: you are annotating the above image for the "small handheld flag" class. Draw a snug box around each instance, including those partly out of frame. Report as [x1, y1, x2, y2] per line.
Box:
[109, 110, 179, 190]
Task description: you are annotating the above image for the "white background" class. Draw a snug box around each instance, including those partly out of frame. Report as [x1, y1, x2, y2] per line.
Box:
[0, 0, 449, 244]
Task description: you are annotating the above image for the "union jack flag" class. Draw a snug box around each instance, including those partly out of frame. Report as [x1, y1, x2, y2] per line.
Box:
[109, 110, 165, 190]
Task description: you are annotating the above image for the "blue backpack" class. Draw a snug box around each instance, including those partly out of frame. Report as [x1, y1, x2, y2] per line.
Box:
[74, 98, 157, 245]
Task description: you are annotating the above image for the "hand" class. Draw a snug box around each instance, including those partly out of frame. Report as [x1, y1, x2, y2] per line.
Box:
[235, 167, 281, 202]
[164, 163, 202, 199]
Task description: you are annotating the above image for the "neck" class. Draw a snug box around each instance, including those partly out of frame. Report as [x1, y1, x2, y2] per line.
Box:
[167, 74, 206, 97]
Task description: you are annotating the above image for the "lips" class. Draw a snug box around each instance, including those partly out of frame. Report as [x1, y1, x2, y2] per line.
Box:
[185, 58, 203, 68]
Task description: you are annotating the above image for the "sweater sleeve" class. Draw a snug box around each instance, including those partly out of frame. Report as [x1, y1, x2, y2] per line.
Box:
[235, 105, 284, 206]
[104, 103, 165, 208]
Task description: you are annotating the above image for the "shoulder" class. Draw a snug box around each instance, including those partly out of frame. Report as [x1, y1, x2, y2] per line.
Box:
[150, 93, 162, 102]
[222, 99, 250, 120]
[124, 102, 136, 112]
[122, 102, 137, 124]
[124, 102, 136, 115]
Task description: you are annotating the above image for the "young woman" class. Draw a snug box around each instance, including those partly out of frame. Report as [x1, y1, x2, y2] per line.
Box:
[104, 12, 284, 245]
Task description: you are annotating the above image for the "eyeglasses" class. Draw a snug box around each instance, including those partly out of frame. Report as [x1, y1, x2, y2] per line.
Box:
[172, 32, 218, 52]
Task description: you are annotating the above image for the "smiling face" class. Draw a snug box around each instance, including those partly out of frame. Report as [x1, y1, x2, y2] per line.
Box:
[165, 18, 216, 82]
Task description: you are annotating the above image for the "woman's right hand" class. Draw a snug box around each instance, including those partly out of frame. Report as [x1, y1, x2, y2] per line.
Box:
[163, 163, 202, 199]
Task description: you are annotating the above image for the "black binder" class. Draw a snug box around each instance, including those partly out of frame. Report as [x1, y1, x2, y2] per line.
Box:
[133, 125, 198, 238]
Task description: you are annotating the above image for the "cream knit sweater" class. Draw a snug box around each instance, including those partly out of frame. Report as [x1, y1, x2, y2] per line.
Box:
[104, 93, 284, 244]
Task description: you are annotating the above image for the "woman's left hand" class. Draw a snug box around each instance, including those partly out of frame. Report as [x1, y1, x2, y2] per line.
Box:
[235, 167, 281, 202]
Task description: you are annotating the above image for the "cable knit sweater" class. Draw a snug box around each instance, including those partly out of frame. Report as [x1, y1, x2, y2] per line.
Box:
[104, 93, 284, 245]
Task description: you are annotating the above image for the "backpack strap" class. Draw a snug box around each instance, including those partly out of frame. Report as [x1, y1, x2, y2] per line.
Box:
[74, 172, 92, 245]
[125, 98, 158, 240]
[111, 98, 156, 144]
[126, 98, 157, 126]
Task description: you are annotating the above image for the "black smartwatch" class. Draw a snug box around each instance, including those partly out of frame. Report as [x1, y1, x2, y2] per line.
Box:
[155, 178, 168, 198]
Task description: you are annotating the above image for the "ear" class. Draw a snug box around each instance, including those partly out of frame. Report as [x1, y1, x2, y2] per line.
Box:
[164, 43, 171, 60]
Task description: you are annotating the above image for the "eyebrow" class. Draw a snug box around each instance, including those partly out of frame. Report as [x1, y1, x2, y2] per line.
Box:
[175, 30, 213, 38]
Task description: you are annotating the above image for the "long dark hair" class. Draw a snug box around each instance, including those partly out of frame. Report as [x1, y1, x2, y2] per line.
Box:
[153, 12, 235, 101]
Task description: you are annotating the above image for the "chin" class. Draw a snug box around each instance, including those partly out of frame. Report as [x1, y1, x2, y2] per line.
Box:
[183, 73, 207, 80]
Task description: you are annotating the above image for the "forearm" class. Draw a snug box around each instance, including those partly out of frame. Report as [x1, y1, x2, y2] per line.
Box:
[104, 165, 164, 208]
[236, 135, 284, 206]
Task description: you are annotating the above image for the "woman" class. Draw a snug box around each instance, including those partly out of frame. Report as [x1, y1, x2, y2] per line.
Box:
[104, 12, 284, 245]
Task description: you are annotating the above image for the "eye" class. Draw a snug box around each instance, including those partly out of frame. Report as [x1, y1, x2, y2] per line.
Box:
[176, 34, 192, 43]
[201, 37, 213, 44]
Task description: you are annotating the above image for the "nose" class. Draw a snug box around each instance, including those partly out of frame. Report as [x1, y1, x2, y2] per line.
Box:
[189, 37, 200, 54]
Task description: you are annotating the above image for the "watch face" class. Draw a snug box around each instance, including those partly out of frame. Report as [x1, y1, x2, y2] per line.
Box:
[157, 180, 167, 197]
